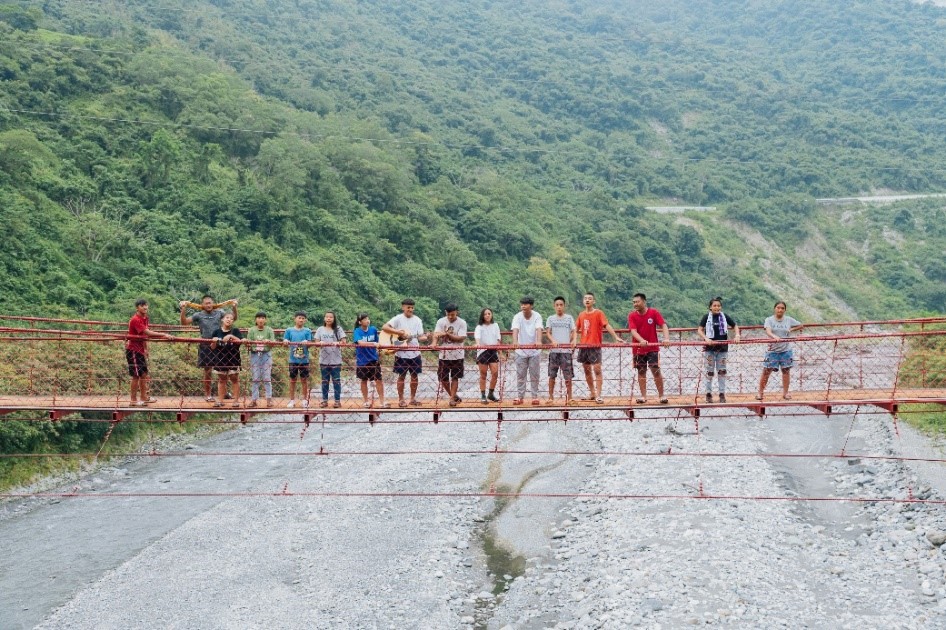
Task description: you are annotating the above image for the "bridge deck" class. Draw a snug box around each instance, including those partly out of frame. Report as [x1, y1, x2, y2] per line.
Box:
[0, 389, 944, 418]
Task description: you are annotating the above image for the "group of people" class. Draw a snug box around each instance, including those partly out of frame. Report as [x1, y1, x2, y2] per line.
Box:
[123, 294, 805, 409]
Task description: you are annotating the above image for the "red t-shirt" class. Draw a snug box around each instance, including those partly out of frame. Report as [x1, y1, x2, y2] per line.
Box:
[576, 309, 608, 346]
[126, 313, 148, 354]
[628, 308, 666, 354]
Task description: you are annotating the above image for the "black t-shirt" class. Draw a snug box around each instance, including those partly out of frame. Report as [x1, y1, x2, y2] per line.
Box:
[698, 313, 736, 351]
[210, 326, 244, 367]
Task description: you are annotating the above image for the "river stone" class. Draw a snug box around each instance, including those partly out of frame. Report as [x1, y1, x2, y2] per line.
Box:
[927, 530, 946, 546]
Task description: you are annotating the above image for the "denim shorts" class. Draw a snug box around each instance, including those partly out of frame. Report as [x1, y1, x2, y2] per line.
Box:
[763, 350, 793, 370]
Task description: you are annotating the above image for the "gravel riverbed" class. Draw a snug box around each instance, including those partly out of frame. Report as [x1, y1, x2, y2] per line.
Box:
[2, 402, 946, 629]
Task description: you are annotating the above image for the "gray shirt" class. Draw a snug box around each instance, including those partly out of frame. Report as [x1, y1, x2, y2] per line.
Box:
[191, 309, 226, 338]
[315, 325, 346, 365]
[764, 315, 802, 353]
[545, 314, 575, 354]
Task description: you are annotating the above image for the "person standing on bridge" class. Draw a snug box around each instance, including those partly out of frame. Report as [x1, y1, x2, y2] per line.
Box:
[283, 311, 313, 408]
[180, 295, 238, 402]
[757, 301, 803, 401]
[245, 311, 275, 408]
[576, 291, 626, 404]
[433, 304, 468, 407]
[628, 293, 670, 404]
[209, 312, 244, 409]
[474, 308, 502, 404]
[126, 299, 173, 406]
[383, 299, 429, 408]
[545, 296, 576, 405]
[511, 296, 544, 405]
[697, 297, 740, 403]
[315, 311, 346, 409]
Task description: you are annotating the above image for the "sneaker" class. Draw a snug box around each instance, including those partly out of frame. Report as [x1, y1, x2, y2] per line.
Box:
[224, 391, 233, 400]
[487, 393, 500, 403]
[302, 399, 310, 409]
[719, 393, 727, 403]
[481, 395, 488, 404]
[705, 393, 713, 403]
[287, 399, 296, 408]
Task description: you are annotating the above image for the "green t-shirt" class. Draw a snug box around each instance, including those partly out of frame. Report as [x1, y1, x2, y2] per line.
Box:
[246, 326, 276, 352]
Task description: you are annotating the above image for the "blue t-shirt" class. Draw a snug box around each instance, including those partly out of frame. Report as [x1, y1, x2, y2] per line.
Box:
[352, 326, 379, 365]
[283, 327, 313, 364]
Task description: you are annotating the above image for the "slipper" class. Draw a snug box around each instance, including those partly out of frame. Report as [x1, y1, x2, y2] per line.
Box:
[567, 399, 578, 406]
[583, 396, 596, 401]
[659, 398, 669, 405]
[319, 401, 328, 408]
[409, 399, 420, 406]
[205, 396, 215, 403]
[382, 402, 391, 409]
[545, 398, 555, 404]
[230, 403, 241, 409]
[635, 398, 647, 404]
[755, 395, 763, 401]
[133, 401, 145, 407]
[513, 399, 524, 405]
[398, 400, 408, 408]
[449, 399, 458, 407]
[266, 399, 273, 408]
[782, 394, 793, 400]
[363, 402, 371, 408]
[531, 399, 540, 406]
[595, 397, 604, 404]
[213, 402, 223, 408]
[143, 397, 158, 404]
[332, 401, 341, 408]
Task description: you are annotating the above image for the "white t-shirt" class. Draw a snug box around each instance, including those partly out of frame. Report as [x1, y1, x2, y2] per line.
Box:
[386, 313, 424, 359]
[474, 323, 501, 357]
[511, 311, 544, 357]
[435, 316, 468, 361]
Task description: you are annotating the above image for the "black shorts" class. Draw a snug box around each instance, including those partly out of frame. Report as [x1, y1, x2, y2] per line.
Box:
[577, 347, 602, 365]
[634, 352, 660, 370]
[288, 363, 310, 379]
[197, 343, 214, 368]
[393, 356, 422, 376]
[438, 359, 464, 381]
[356, 361, 383, 381]
[126, 350, 148, 377]
[476, 349, 499, 365]
[548, 352, 574, 380]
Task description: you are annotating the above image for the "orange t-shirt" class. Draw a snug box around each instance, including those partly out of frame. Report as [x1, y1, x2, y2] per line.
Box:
[576, 309, 608, 346]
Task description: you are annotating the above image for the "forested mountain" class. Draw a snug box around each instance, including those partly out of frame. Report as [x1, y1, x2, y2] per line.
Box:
[2, 0, 946, 327]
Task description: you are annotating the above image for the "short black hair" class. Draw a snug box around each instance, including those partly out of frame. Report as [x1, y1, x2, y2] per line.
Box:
[202, 294, 214, 302]
[553, 296, 566, 304]
[633, 293, 646, 301]
[444, 303, 458, 313]
[294, 311, 307, 318]
[774, 300, 787, 309]
[520, 296, 535, 305]
[584, 291, 595, 298]
[255, 311, 267, 318]
[135, 298, 147, 307]
[402, 298, 415, 306]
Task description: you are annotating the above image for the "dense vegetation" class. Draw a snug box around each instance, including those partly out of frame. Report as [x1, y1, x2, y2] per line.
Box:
[2, 0, 946, 331]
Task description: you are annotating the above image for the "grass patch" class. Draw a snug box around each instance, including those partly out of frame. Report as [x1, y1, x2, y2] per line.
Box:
[0, 412, 228, 493]
[899, 404, 946, 435]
